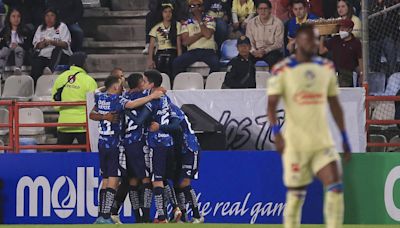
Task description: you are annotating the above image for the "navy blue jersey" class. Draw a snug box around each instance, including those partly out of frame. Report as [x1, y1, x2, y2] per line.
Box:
[145, 95, 174, 147]
[122, 91, 147, 144]
[170, 103, 201, 153]
[95, 92, 128, 147]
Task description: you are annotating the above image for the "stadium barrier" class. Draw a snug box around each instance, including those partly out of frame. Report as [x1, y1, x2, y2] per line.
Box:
[0, 101, 90, 153]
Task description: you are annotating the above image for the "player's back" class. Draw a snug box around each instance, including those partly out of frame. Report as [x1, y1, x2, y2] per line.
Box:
[268, 56, 339, 153]
[95, 92, 126, 145]
[123, 91, 147, 143]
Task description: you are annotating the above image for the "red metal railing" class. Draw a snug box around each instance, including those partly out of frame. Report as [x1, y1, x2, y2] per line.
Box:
[365, 84, 400, 148]
[13, 101, 90, 153]
[0, 100, 14, 151]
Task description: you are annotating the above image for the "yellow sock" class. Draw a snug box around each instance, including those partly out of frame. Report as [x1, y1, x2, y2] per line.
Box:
[283, 190, 306, 228]
[324, 190, 344, 228]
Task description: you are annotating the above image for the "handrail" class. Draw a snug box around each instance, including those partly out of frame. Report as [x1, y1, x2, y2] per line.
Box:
[13, 101, 90, 153]
[0, 100, 14, 151]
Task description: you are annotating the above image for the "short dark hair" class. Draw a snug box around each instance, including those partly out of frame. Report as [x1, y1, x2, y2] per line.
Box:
[144, 70, 163, 88]
[127, 73, 143, 89]
[295, 24, 315, 38]
[69, 52, 87, 68]
[256, 0, 272, 9]
[291, 0, 306, 7]
[104, 75, 121, 90]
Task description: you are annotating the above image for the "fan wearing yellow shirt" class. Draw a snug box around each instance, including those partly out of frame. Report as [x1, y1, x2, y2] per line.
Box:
[267, 24, 351, 228]
[147, 3, 182, 80]
[172, 0, 220, 79]
[231, 0, 255, 33]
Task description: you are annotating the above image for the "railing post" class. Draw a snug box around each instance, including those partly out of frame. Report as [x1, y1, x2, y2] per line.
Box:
[8, 101, 14, 153]
[85, 103, 91, 152]
[14, 102, 20, 153]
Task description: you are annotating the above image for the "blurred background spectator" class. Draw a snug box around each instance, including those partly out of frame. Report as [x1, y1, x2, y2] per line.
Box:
[231, 0, 255, 35]
[336, 0, 362, 38]
[3, 0, 46, 29]
[47, 0, 84, 52]
[0, 8, 32, 75]
[246, 0, 284, 69]
[319, 19, 363, 87]
[222, 35, 256, 89]
[172, 0, 219, 79]
[269, 0, 290, 22]
[286, 0, 318, 54]
[204, 0, 231, 51]
[147, 2, 182, 79]
[306, 0, 323, 18]
[143, 0, 162, 54]
[31, 8, 73, 84]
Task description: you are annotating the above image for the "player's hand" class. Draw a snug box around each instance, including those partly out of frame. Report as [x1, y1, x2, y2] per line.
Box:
[103, 112, 119, 123]
[149, 122, 160, 132]
[343, 143, 352, 162]
[154, 86, 167, 94]
[274, 133, 285, 154]
[150, 90, 164, 99]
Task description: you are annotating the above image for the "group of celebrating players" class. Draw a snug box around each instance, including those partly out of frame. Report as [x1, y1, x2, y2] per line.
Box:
[89, 70, 203, 224]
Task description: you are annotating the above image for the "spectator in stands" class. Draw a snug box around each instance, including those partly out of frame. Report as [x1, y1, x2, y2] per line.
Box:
[319, 19, 363, 87]
[222, 35, 256, 88]
[143, 0, 162, 54]
[147, 3, 182, 79]
[0, 8, 33, 75]
[172, 0, 219, 79]
[231, 0, 255, 34]
[3, 0, 46, 29]
[204, 0, 231, 50]
[31, 8, 73, 84]
[286, 0, 318, 54]
[47, 0, 84, 52]
[51, 52, 97, 152]
[336, 0, 361, 39]
[246, 0, 284, 69]
[304, 0, 323, 17]
[269, 0, 290, 22]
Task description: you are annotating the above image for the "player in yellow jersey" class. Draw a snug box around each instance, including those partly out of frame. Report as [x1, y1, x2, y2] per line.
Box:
[267, 24, 351, 228]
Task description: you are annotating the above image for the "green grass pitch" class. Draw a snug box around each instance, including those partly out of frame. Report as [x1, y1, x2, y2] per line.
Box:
[0, 225, 398, 228]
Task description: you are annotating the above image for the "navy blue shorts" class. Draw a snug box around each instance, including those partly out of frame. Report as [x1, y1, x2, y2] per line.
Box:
[150, 146, 176, 182]
[99, 144, 121, 178]
[179, 150, 200, 180]
[125, 141, 149, 179]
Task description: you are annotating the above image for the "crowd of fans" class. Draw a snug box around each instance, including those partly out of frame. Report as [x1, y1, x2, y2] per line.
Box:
[144, 0, 399, 88]
[0, 0, 84, 84]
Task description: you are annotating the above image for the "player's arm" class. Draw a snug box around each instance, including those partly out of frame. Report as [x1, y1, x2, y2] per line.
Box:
[124, 91, 164, 109]
[149, 117, 182, 133]
[125, 107, 152, 126]
[328, 96, 351, 161]
[319, 36, 328, 55]
[89, 106, 119, 123]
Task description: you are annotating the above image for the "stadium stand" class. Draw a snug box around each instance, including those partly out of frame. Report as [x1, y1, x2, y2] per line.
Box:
[0, 109, 8, 137]
[160, 73, 171, 90]
[255, 71, 271, 89]
[205, 72, 226, 89]
[369, 134, 388, 152]
[173, 72, 204, 90]
[18, 108, 46, 144]
[32, 75, 57, 102]
[1, 75, 34, 101]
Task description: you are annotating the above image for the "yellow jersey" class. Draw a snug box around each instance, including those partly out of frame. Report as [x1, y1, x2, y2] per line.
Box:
[232, 0, 255, 23]
[149, 22, 182, 51]
[180, 16, 216, 51]
[267, 56, 339, 153]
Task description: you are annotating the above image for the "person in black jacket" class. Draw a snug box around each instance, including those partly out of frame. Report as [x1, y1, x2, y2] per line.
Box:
[3, 0, 46, 29]
[47, 0, 84, 52]
[0, 8, 32, 74]
[222, 35, 256, 88]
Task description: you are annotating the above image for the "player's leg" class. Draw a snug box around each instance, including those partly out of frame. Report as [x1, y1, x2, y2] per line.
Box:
[142, 145, 153, 223]
[314, 148, 343, 228]
[110, 179, 129, 222]
[282, 150, 312, 228]
[164, 148, 182, 222]
[128, 177, 142, 223]
[151, 146, 169, 223]
[95, 145, 113, 224]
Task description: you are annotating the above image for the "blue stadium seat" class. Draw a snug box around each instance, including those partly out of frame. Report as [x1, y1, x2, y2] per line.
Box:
[19, 138, 38, 153]
[220, 39, 238, 65]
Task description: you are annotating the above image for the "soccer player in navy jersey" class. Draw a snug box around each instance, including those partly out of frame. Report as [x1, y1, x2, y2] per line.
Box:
[149, 103, 203, 223]
[89, 76, 163, 224]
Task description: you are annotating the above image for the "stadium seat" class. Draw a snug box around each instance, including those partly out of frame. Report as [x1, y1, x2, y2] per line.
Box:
[388, 135, 400, 152]
[205, 72, 226, 89]
[220, 39, 238, 65]
[0, 109, 9, 136]
[161, 73, 171, 90]
[173, 72, 204, 90]
[18, 108, 45, 136]
[187, 62, 210, 77]
[369, 134, 387, 152]
[19, 138, 38, 153]
[0, 139, 4, 153]
[32, 75, 57, 101]
[368, 72, 386, 95]
[1, 75, 34, 101]
[256, 71, 271, 89]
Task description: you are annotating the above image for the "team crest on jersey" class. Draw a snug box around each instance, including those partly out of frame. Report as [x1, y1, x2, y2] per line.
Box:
[305, 70, 315, 87]
[291, 163, 300, 172]
[68, 75, 76, 83]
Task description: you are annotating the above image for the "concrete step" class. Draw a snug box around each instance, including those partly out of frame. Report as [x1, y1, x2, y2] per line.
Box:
[84, 8, 147, 18]
[111, 0, 147, 11]
[86, 54, 146, 72]
[96, 24, 145, 41]
[83, 40, 145, 54]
